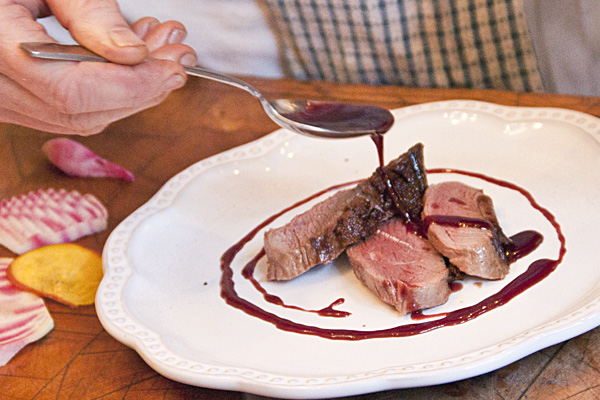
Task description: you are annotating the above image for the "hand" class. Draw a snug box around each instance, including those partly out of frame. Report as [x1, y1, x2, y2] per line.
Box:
[0, 0, 198, 135]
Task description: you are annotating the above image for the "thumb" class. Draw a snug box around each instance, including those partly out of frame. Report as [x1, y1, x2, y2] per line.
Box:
[46, 0, 148, 65]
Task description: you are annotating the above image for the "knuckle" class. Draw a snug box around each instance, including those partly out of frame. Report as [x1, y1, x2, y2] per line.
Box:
[54, 112, 108, 135]
[76, 125, 108, 136]
[4, 3, 33, 20]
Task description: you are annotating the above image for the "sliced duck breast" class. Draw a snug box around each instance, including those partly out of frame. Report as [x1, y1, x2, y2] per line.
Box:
[422, 181, 510, 280]
[346, 219, 450, 315]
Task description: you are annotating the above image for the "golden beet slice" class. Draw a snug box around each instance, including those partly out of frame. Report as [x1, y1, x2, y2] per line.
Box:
[7, 243, 103, 306]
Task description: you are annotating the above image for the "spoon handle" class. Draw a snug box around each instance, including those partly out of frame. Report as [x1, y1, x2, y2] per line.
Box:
[19, 42, 266, 101]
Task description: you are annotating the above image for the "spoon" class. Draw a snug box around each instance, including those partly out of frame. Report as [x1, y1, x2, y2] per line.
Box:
[20, 42, 394, 139]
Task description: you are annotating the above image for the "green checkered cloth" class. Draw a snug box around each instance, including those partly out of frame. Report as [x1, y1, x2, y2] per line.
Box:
[261, 0, 544, 91]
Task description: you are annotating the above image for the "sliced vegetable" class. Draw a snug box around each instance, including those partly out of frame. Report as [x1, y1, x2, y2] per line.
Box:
[0, 188, 108, 254]
[7, 244, 103, 307]
[43, 138, 134, 181]
[0, 257, 53, 366]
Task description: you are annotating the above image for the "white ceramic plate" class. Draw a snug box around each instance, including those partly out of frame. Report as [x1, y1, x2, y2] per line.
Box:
[98, 100, 600, 399]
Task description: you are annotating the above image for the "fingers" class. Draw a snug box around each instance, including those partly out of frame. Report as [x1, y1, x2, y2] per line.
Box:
[132, 18, 197, 66]
[147, 44, 196, 67]
[130, 17, 160, 40]
[11, 1, 52, 19]
[133, 18, 186, 50]
[47, 1, 198, 67]
[46, 0, 148, 65]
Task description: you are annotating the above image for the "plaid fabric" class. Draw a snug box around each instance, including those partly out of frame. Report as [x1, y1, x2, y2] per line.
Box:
[260, 0, 544, 91]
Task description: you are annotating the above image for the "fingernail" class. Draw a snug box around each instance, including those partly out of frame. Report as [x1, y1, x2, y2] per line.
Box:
[167, 73, 186, 90]
[168, 28, 187, 44]
[110, 27, 145, 47]
[180, 53, 197, 67]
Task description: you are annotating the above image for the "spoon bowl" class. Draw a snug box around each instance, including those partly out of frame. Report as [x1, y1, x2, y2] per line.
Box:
[268, 99, 395, 138]
[20, 42, 394, 139]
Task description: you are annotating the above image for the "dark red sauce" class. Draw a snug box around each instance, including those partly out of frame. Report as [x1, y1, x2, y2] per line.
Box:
[449, 197, 467, 205]
[370, 134, 385, 167]
[423, 215, 494, 231]
[281, 102, 395, 139]
[505, 230, 545, 263]
[450, 281, 464, 292]
[220, 166, 565, 340]
[240, 248, 351, 318]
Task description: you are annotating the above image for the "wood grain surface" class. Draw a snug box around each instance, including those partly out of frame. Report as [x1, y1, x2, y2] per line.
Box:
[1, 76, 599, 399]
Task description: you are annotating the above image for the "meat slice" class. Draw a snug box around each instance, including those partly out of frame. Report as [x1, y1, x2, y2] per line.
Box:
[422, 181, 510, 279]
[264, 143, 427, 281]
[346, 219, 450, 315]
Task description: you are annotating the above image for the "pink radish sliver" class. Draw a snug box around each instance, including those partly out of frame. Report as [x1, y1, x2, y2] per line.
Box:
[43, 138, 134, 181]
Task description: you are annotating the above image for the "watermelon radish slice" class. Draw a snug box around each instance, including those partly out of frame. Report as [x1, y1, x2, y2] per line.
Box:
[0, 258, 53, 366]
[0, 189, 108, 254]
